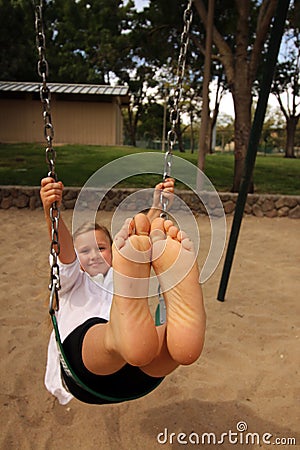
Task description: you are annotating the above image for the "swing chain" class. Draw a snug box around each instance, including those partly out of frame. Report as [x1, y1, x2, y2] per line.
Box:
[34, 1, 56, 179]
[168, 0, 193, 154]
[161, 0, 193, 217]
[34, 0, 61, 313]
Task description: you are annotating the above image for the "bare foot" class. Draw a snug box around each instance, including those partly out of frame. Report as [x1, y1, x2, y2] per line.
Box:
[150, 217, 206, 365]
[108, 214, 159, 366]
[113, 214, 152, 297]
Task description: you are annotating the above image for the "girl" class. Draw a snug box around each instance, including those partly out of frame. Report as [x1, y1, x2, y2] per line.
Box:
[40, 177, 205, 404]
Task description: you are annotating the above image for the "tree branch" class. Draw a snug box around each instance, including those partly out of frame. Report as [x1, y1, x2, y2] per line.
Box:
[249, 0, 278, 83]
[193, 0, 235, 88]
[274, 91, 289, 120]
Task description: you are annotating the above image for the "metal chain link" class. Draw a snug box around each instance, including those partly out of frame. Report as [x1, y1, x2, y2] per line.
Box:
[34, 0, 61, 314]
[160, 0, 193, 218]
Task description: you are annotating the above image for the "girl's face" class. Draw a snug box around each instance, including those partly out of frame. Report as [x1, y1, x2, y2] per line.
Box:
[75, 229, 112, 276]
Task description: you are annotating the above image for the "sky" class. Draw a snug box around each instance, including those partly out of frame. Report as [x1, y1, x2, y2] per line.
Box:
[134, 0, 149, 11]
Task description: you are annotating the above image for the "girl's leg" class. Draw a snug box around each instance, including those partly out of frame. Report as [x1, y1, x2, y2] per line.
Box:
[82, 214, 159, 375]
[147, 217, 206, 368]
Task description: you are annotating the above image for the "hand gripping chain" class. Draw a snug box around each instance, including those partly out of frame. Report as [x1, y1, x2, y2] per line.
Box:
[34, 1, 61, 314]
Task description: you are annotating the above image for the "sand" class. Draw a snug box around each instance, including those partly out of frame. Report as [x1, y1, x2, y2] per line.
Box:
[0, 208, 299, 450]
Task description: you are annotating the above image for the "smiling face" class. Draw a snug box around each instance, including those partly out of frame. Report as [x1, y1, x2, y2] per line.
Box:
[75, 229, 112, 277]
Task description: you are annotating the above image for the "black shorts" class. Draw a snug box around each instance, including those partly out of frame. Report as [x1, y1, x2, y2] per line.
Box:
[61, 318, 164, 404]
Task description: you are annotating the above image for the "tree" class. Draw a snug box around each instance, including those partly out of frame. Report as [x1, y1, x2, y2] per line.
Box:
[134, 1, 206, 152]
[122, 65, 157, 147]
[216, 114, 235, 151]
[208, 72, 227, 153]
[271, 0, 299, 158]
[260, 106, 285, 152]
[0, 0, 37, 81]
[44, 0, 136, 84]
[0, 0, 137, 84]
[182, 79, 203, 153]
[137, 102, 164, 142]
[193, 0, 279, 191]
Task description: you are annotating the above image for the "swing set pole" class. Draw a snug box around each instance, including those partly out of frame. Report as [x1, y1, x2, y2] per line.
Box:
[217, 0, 290, 302]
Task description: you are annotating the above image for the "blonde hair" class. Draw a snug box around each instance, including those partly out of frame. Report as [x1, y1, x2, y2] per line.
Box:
[73, 222, 113, 246]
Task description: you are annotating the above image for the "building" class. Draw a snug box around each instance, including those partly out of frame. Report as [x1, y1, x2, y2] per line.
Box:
[0, 81, 129, 145]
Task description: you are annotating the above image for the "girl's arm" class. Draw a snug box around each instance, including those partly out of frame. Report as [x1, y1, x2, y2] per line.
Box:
[146, 178, 175, 222]
[40, 177, 76, 264]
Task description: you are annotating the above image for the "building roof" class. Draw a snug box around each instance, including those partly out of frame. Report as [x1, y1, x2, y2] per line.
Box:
[0, 81, 129, 97]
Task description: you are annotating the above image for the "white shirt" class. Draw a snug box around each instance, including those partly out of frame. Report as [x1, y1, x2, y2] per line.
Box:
[44, 259, 113, 405]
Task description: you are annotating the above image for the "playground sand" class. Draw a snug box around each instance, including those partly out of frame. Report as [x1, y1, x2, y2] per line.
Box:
[0, 209, 299, 449]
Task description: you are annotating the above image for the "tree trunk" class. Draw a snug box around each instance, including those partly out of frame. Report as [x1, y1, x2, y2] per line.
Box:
[193, 0, 278, 192]
[208, 101, 219, 153]
[190, 108, 195, 153]
[232, 87, 253, 192]
[176, 117, 185, 152]
[127, 105, 137, 147]
[198, 0, 214, 170]
[285, 115, 299, 158]
[207, 116, 213, 154]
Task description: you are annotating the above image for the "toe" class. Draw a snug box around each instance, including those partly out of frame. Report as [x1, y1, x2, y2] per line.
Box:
[150, 217, 166, 244]
[134, 213, 150, 236]
[114, 218, 133, 245]
[177, 230, 188, 242]
[124, 217, 135, 235]
[163, 219, 173, 232]
[181, 237, 194, 251]
[151, 217, 165, 232]
[113, 236, 125, 250]
[117, 228, 129, 240]
[167, 225, 179, 239]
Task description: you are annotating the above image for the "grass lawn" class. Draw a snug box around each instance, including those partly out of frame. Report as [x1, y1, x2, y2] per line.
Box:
[0, 143, 299, 195]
